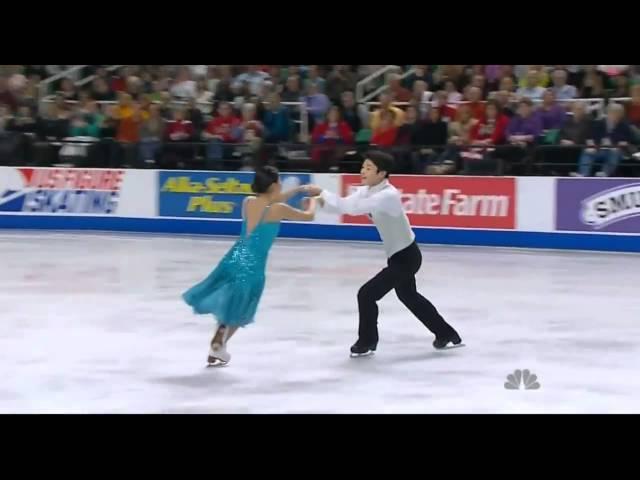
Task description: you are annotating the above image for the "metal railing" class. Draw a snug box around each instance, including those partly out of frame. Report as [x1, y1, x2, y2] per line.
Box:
[75, 65, 127, 88]
[359, 67, 417, 104]
[37, 65, 88, 108]
[355, 65, 403, 103]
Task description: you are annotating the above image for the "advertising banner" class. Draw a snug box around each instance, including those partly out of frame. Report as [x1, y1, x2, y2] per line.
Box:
[556, 178, 640, 233]
[158, 171, 311, 219]
[340, 175, 516, 229]
[0, 167, 125, 214]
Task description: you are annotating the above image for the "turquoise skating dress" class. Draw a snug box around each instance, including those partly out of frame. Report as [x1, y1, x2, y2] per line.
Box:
[182, 204, 281, 327]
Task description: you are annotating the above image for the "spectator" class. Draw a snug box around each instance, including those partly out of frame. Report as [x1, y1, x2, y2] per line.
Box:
[576, 103, 633, 177]
[559, 101, 592, 145]
[412, 80, 433, 118]
[236, 103, 264, 143]
[326, 65, 356, 103]
[0, 104, 15, 134]
[485, 65, 502, 87]
[395, 106, 421, 146]
[193, 78, 214, 115]
[205, 66, 220, 95]
[403, 65, 433, 91]
[184, 98, 204, 135]
[92, 77, 115, 102]
[516, 70, 546, 101]
[57, 78, 77, 101]
[164, 107, 195, 167]
[470, 74, 488, 99]
[214, 80, 235, 103]
[39, 102, 70, 140]
[99, 105, 118, 138]
[430, 90, 458, 122]
[507, 98, 543, 146]
[413, 106, 449, 171]
[428, 104, 477, 174]
[339, 91, 363, 135]
[578, 65, 608, 98]
[202, 101, 241, 166]
[388, 73, 412, 102]
[233, 65, 270, 96]
[75, 91, 94, 115]
[139, 104, 165, 165]
[166, 107, 195, 141]
[470, 100, 509, 146]
[611, 74, 630, 98]
[444, 80, 463, 103]
[518, 66, 550, 88]
[69, 108, 100, 137]
[304, 65, 326, 93]
[170, 67, 197, 99]
[493, 90, 516, 117]
[302, 83, 331, 124]
[370, 92, 405, 130]
[281, 76, 302, 103]
[20, 76, 39, 110]
[626, 84, 640, 128]
[447, 104, 478, 146]
[466, 86, 486, 120]
[263, 93, 291, 143]
[11, 105, 38, 135]
[110, 67, 129, 92]
[370, 110, 398, 147]
[0, 77, 17, 112]
[420, 106, 449, 147]
[114, 93, 142, 144]
[538, 90, 567, 133]
[499, 75, 517, 94]
[126, 76, 144, 101]
[311, 105, 354, 167]
[550, 69, 577, 100]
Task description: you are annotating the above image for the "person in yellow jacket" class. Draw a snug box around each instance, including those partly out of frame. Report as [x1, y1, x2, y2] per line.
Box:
[369, 92, 405, 130]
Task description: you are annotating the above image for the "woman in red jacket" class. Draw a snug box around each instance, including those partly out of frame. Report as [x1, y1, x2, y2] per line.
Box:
[470, 99, 509, 146]
[311, 105, 354, 169]
[465, 99, 509, 174]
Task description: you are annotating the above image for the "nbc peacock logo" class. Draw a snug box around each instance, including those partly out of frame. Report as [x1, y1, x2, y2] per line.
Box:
[504, 369, 541, 390]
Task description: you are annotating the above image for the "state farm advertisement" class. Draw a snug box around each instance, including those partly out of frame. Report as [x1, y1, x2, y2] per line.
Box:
[340, 175, 516, 229]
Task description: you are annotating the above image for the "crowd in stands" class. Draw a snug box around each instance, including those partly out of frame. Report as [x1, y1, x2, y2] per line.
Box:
[1, 65, 640, 176]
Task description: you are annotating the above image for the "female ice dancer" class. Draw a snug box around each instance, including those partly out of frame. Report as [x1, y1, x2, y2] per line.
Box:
[183, 166, 317, 366]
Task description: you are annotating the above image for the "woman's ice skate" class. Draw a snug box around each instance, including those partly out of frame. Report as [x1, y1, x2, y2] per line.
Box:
[206, 325, 231, 367]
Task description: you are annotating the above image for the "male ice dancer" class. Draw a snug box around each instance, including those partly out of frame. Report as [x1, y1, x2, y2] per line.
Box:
[306, 151, 461, 356]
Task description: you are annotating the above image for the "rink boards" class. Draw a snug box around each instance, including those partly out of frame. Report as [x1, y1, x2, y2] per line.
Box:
[0, 167, 639, 253]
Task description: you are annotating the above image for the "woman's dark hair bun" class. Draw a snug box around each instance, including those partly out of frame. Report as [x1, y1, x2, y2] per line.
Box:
[251, 165, 280, 194]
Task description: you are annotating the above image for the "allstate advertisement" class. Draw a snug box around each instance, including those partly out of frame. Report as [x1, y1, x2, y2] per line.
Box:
[158, 171, 311, 219]
[556, 178, 640, 233]
[341, 175, 516, 229]
[0, 167, 125, 214]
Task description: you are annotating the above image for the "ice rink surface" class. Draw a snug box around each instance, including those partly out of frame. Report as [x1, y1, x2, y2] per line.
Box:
[1, 230, 639, 414]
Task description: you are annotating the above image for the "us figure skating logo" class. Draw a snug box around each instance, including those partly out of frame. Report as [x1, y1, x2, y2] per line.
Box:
[504, 369, 541, 390]
[0, 168, 124, 214]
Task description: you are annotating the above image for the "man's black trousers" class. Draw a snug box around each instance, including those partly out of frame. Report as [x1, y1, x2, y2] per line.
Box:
[357, 241, 453, 345]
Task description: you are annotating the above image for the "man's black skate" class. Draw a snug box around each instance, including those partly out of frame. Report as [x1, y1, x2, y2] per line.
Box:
[433, 330, 463, 350]
[350, 340, 377, 357]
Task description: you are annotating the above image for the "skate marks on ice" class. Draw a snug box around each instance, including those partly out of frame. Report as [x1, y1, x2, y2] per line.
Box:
[2, 233, 640, 413]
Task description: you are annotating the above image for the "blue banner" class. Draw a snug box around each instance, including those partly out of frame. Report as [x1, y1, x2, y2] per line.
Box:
[158, 171, 311, 219]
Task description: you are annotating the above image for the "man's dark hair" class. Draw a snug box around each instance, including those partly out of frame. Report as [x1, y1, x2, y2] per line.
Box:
[366, 150, 394, 178]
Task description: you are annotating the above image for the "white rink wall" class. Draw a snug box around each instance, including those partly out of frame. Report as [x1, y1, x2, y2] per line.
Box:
[0, 167, 639, 252]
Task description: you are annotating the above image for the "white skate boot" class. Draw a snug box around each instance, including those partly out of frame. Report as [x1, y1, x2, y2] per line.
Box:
[207, 326, 231, 367]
